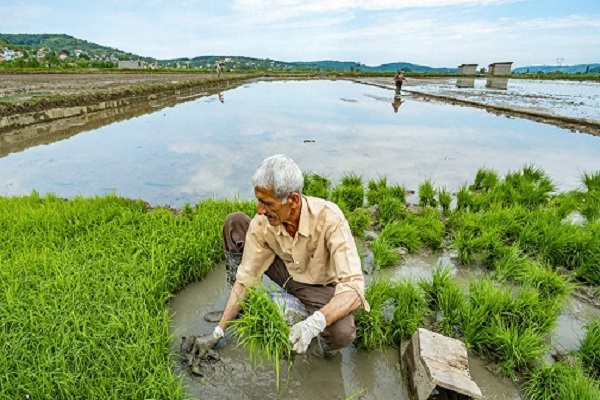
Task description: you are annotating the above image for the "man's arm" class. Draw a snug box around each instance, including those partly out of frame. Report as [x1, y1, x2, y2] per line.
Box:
[218, 280, 247, 332]
[319, 291, 362, 326]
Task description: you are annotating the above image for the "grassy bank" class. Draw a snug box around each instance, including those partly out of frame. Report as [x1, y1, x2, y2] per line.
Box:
[0, 193, 254, 399]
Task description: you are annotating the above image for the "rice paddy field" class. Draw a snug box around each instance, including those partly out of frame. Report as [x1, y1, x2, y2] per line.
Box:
[2, 166, 599, 399]
[1, 77, 600, 399]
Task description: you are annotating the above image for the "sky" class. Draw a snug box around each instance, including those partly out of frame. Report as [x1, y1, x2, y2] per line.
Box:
[2, 0, 600, 68]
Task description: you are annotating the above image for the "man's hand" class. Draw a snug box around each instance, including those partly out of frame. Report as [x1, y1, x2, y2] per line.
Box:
[213, 325, 224, 340]
[289, 311, 327, 354]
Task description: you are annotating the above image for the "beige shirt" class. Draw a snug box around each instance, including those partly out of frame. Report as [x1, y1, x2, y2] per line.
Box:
[236, 195, 369, 311]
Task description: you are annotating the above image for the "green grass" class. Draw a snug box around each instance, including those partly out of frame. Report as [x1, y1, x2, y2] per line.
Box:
[579, 320, 600, 380]
[418, 180, 436, 208]
[0, 193, 255, 399]
[371, 237, 401, 268]
[331, 173, 365, 211]
[380, 221, 421, 253]
[525, 361, 600, 400]
[229, 286, 292, 391]
[303, 172, 331, 199]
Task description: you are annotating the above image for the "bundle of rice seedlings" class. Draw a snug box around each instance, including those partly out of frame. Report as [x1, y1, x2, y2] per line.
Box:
[303, 172, 331, 199]
[418, 180, 437, 208]
[456, 184, 473, 211]
[579, 320, 600, 380]
[371, 237, 401, 268]
[437, 187, 452, 215]
[380, 220, 421, 253]
[525, 361, 600, 400]
[581, 171, 600, 193]
[331, 173, 365, 211]
[410, 210, 445, 250]
[366, 177, 406, 206]
[471, 168, 499, 193]
[390, 281, 427, 342]
[355, 279, 396, 350]
[347, 207, 371, 237]
[486, 316, 547, 377]
[379, 196, 406, 226]
[419, 265, 455, 310]
[229, 286, 292, 391]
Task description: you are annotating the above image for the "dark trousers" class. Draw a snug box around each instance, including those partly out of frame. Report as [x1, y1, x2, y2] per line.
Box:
[222, 212, 356, 350]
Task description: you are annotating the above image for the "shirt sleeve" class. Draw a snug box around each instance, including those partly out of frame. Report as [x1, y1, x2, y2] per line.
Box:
[235, 215, 276, 288]
[328, 218, 370, 312]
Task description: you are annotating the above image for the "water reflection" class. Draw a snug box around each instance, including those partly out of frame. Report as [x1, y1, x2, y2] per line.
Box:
[1, 80, 599, 207]
[486, 77, 509, 90]
[456, 77, 475, 88]
[392, 94, 404, 113]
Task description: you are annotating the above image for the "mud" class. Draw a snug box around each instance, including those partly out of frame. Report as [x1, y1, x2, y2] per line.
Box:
[352, 77, 600, 136]
[0, 72, 254, 126]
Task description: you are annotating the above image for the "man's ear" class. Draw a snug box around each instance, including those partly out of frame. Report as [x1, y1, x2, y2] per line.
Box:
[288, 192, 301, 208]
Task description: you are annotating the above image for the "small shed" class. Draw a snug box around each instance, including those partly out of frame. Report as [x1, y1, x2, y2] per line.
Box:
[457, 64, 478, 75]
[488, 62, 513, 76]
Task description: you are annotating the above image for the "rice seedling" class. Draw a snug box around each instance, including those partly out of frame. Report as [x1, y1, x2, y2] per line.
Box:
[347, 207, 371, 237]
[390, 281, 427, 342]
[0, 193, 256, 399]
[229, 286, 292, 391]
[419, 264, 455, 310]
[303, 172, 331, 199]
[456, 184, 473, 211]
[437, 187, 452, 215]
[418, 180, 437, 208]
[579, 320, 600, 380]
[580, 191, 600, 222]
[581, 171, 600, 193]
[366, 176, 406, 206]
[410, 210, 445, 250]
[331, 173, 365, 211]
[380, 220, 421, 253]
[379, 196, 406, 226]
[486, 316, 547, 377]
[471, 167, 499, 193]
[371, 237, 401, 268]
[525, 361, 600, 400]
[548, 190, 582, 220]
[355, 279, 396, 351]
[436, 282, 465, 338]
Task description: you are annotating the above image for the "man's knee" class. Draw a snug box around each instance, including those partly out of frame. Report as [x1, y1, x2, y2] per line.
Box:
[223, 212, 251, 253]
[322, 315, 356, 350]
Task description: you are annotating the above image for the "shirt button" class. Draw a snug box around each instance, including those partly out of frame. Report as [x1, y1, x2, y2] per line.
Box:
[295, 261, 299, 264]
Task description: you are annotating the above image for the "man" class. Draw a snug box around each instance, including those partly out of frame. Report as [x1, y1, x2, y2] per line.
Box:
[215, 154, 369, 355]
[394, 68, 406, 93]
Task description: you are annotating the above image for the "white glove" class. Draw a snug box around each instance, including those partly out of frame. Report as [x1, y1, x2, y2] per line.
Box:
[213, 325, 224, 340]
[289, 311, 327, 354]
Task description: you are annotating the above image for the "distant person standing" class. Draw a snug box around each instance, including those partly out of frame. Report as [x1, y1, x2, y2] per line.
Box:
[216, 61, 222, 78]
[394, 69, 406, 93]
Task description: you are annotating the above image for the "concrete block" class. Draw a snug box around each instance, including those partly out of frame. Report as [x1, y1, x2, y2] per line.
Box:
[402, 328, 482, 400]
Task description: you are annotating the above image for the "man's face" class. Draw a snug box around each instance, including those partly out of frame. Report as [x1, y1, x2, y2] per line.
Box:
[254, 186, 292, 226]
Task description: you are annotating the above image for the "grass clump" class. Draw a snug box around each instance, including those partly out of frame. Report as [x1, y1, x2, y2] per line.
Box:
[437, 187, 452, 215]
[579, 320, 600, 380]
[229, 286, 292, 391]
[355, 279, 396, 351]
[0, 193, 256, 399]
[303, 172, 331, 199]
[379, 196, 406, 226]
[331, 173, 364, 211]
[418, 180, 437, 208]
[525, 361, 600, 400]
[366, 176, 406, 206]
[380, 221, 421, 253]
[371, 237, 401, 268]
[347, 207, 371, 237]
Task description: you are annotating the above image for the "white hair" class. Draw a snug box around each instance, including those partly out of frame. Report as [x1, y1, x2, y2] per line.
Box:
[251, 154, 303, 202]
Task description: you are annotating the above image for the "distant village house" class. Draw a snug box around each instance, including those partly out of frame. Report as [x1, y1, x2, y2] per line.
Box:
[118, 60, 147, 69]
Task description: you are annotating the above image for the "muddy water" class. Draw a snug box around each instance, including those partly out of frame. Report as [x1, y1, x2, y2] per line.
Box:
[169, 252, 533, 399]
[1, 80, 600, 207]
[169, 255, 600, 399]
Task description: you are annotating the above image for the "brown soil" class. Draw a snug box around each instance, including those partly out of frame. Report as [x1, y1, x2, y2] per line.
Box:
[0, 72, 255, 118]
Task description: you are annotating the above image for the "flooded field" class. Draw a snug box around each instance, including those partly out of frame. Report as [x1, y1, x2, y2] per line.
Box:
[0, 79, 599, 207]
[2, 78, 600, 399]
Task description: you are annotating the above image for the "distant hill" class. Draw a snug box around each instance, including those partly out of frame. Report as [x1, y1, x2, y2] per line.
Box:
[0, 33, 153, 62]
[513, 63, 600, 74]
